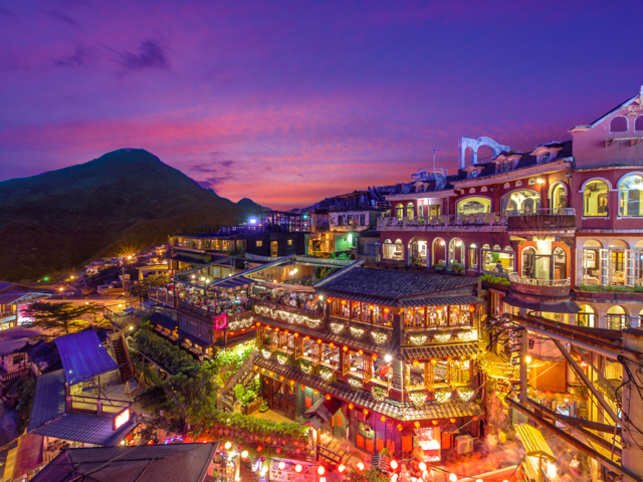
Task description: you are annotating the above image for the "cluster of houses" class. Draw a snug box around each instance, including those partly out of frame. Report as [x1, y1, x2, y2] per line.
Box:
[1, 86, 641, 481]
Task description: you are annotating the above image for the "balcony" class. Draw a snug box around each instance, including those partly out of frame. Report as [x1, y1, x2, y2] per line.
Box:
[377, 213, 506, 232]
[506, 208, 576, 231]
[508, 273, 571, 298]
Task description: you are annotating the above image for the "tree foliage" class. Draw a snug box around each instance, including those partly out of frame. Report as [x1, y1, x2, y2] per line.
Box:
[24, 301, 100, 335]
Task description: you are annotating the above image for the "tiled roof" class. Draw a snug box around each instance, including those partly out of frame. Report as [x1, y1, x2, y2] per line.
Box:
[403, 295, 483, 307]
[318, 268, 477, 306]
[31, 412, 135, 447]
[28, 370, 66, 430]
[401, 343, 478, 361]
[255, 357, 481, 421]
[32, 443, 216, 482]
[255, 314, 392, 352]
[55, 329, 118, 385]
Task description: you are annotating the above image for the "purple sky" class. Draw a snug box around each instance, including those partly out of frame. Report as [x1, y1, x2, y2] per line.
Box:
[1, 1, 642, 209]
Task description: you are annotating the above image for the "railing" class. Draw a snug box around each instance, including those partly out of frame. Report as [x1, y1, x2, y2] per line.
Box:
[505, 207, 575, 217]
[378, 213, 506, 229]
[508, 273, 570, 287]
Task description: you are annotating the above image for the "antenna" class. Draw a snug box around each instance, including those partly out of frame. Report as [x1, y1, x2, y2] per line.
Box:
[432, 148, 438, 172]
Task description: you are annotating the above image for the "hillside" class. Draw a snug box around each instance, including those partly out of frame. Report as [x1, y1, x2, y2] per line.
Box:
[0, 149, 263, 281]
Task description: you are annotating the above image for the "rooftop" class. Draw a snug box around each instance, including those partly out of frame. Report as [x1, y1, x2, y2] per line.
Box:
[32, 443, 216, 482]
[55, 329, 118, 385]
[318, 267, 479, 306]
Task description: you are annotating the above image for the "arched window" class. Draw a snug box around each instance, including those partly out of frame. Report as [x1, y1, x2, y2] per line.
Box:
[406, 202, 415, 220]
[456, 196, 491, 216]
[577, 304, 595, 328]
[636, 116, 643, 132]
[432, 238, 446, 266]
[606, 305, 628, 330]
[448, 238, 464, 266]
[408, 238, 427, 266]
[552, 246, 567, 280]
[582, 239, 602, 286]
[521, 247, 536, 278]
[610, 116, 627, 132]
[550, 183, 568, 213]
[618, 173, 643, 217]
[395, 204, 404, 221]
[394, 239, 404, 260]
[582, 179, 609, 217]
[468, 244, 478, 270]
[501, 190, 540, 215]
[382, 239, 395, 259]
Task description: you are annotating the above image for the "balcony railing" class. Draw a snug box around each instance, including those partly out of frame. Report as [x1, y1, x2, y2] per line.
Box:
[378, 213, 506, 230]
[506, 208, 576, 230]
[508, 273, 570, 287]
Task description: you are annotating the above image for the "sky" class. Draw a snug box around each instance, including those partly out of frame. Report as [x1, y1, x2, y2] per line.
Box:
[1, 1, 642, 209]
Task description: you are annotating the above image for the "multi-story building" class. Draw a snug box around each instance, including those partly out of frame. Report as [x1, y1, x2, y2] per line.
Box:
[249, 263, 484, 462]
[377, 86, 643, 481]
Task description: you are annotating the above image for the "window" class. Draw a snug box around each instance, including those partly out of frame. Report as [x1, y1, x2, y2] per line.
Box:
[636, 116, 643, 132]
[359, 214, 366, 225]
[610, 116, 627, 132]
[255, 240, 263, 248]
[583, 180, 609, 217]
[521, 247, 536, 278]
[550, 183, 568, 213]
[395, 204, 404, 221]
[406, 202, 415, 220]
[383, 239, 404, 261]
[468, 244, 478, 269]
[577, 304, 595, 328]
[431, 238, 446, 266]
[501, 190, 540, 215]
[618, 173, 643, 217]
[448, 238, 464, 265]
[606, 305, 628, 330]
[456, 196, 491, 217]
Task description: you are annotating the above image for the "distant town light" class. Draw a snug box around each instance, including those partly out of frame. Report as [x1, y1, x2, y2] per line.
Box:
[524, 355, 533, 364]
[248, 216, 258, 225]
[241, 450, 248, 459]
[337, 464, 346, 473]
[278, 461, 286, 470]
[224, 441, 232, 450]
[317, 465, 325, 476]
[449, 474, 458, 482]
[294, 464, 302, 473]
[536, 177, 546, 185]
[384, 353, 393, 363]
[356, 461, 365, 472]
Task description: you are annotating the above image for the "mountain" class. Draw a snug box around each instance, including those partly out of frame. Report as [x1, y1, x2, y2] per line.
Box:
[0, 148, 262, 281]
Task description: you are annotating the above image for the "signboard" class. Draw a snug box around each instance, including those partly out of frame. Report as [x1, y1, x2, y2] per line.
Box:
[415, 427, 441, 463]
[113, 408, 131, 430]
[214, 313, 228, 330]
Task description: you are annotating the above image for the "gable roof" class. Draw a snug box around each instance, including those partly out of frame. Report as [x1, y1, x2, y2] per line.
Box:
[55, 329, 117, 385]
[318, 268, 478, 306]
[32, 443, 217, 482]
[585, 93, 640, 128]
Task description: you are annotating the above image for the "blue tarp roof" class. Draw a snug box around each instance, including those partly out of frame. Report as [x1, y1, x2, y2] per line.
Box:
[55, 329, 118, 385]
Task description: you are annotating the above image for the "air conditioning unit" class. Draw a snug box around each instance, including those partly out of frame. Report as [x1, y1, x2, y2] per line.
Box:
[455, 435, 474, 455]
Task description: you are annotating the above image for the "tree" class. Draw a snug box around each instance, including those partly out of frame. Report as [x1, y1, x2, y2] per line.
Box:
[24, 301, 101, 335]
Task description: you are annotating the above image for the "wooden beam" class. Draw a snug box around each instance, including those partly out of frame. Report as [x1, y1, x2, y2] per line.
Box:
[551, 338, 620, 424]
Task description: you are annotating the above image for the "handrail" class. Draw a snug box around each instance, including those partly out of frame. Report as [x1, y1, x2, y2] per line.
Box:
[508, 273, 570, 287]
[506, 207, 575, 217]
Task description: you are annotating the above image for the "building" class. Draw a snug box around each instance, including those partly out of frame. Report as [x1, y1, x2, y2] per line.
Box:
[376, 86, 643, 481]
[307, 190, 385, 260]
[251, 265, 484, 462]
[27, 330, 135, 459]
[0, 282, 51, 330]
[32, 443, 217, 482]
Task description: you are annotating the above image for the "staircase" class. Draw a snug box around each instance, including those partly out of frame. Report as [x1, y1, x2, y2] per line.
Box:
[112, 334, 134, 382]
[217, 352, 257, 412]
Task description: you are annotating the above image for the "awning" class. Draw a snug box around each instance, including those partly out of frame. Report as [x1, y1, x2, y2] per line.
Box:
[402, 343, 478, 361]
[504, 294, 580, 313]
[211, 275, 255, 290]
[515, 423, 555, 460]
[404, 296, 484, 307]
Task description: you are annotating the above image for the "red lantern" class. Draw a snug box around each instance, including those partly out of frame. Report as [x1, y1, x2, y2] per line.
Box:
[397, 423, 404, 432]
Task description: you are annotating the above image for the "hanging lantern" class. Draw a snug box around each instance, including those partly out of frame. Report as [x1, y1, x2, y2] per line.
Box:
[397, 423, 404, 432]
[380, 415, 387, 422]
[414, 421, 420, 428]
[348, 403, 354, 410]
[449, 418, 456, 424]
[432, 420, 438, 426]
[362, 408, 369, 416]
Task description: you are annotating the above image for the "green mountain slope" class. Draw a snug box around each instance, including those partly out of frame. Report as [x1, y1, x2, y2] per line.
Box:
[0, 148, 262, 281]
